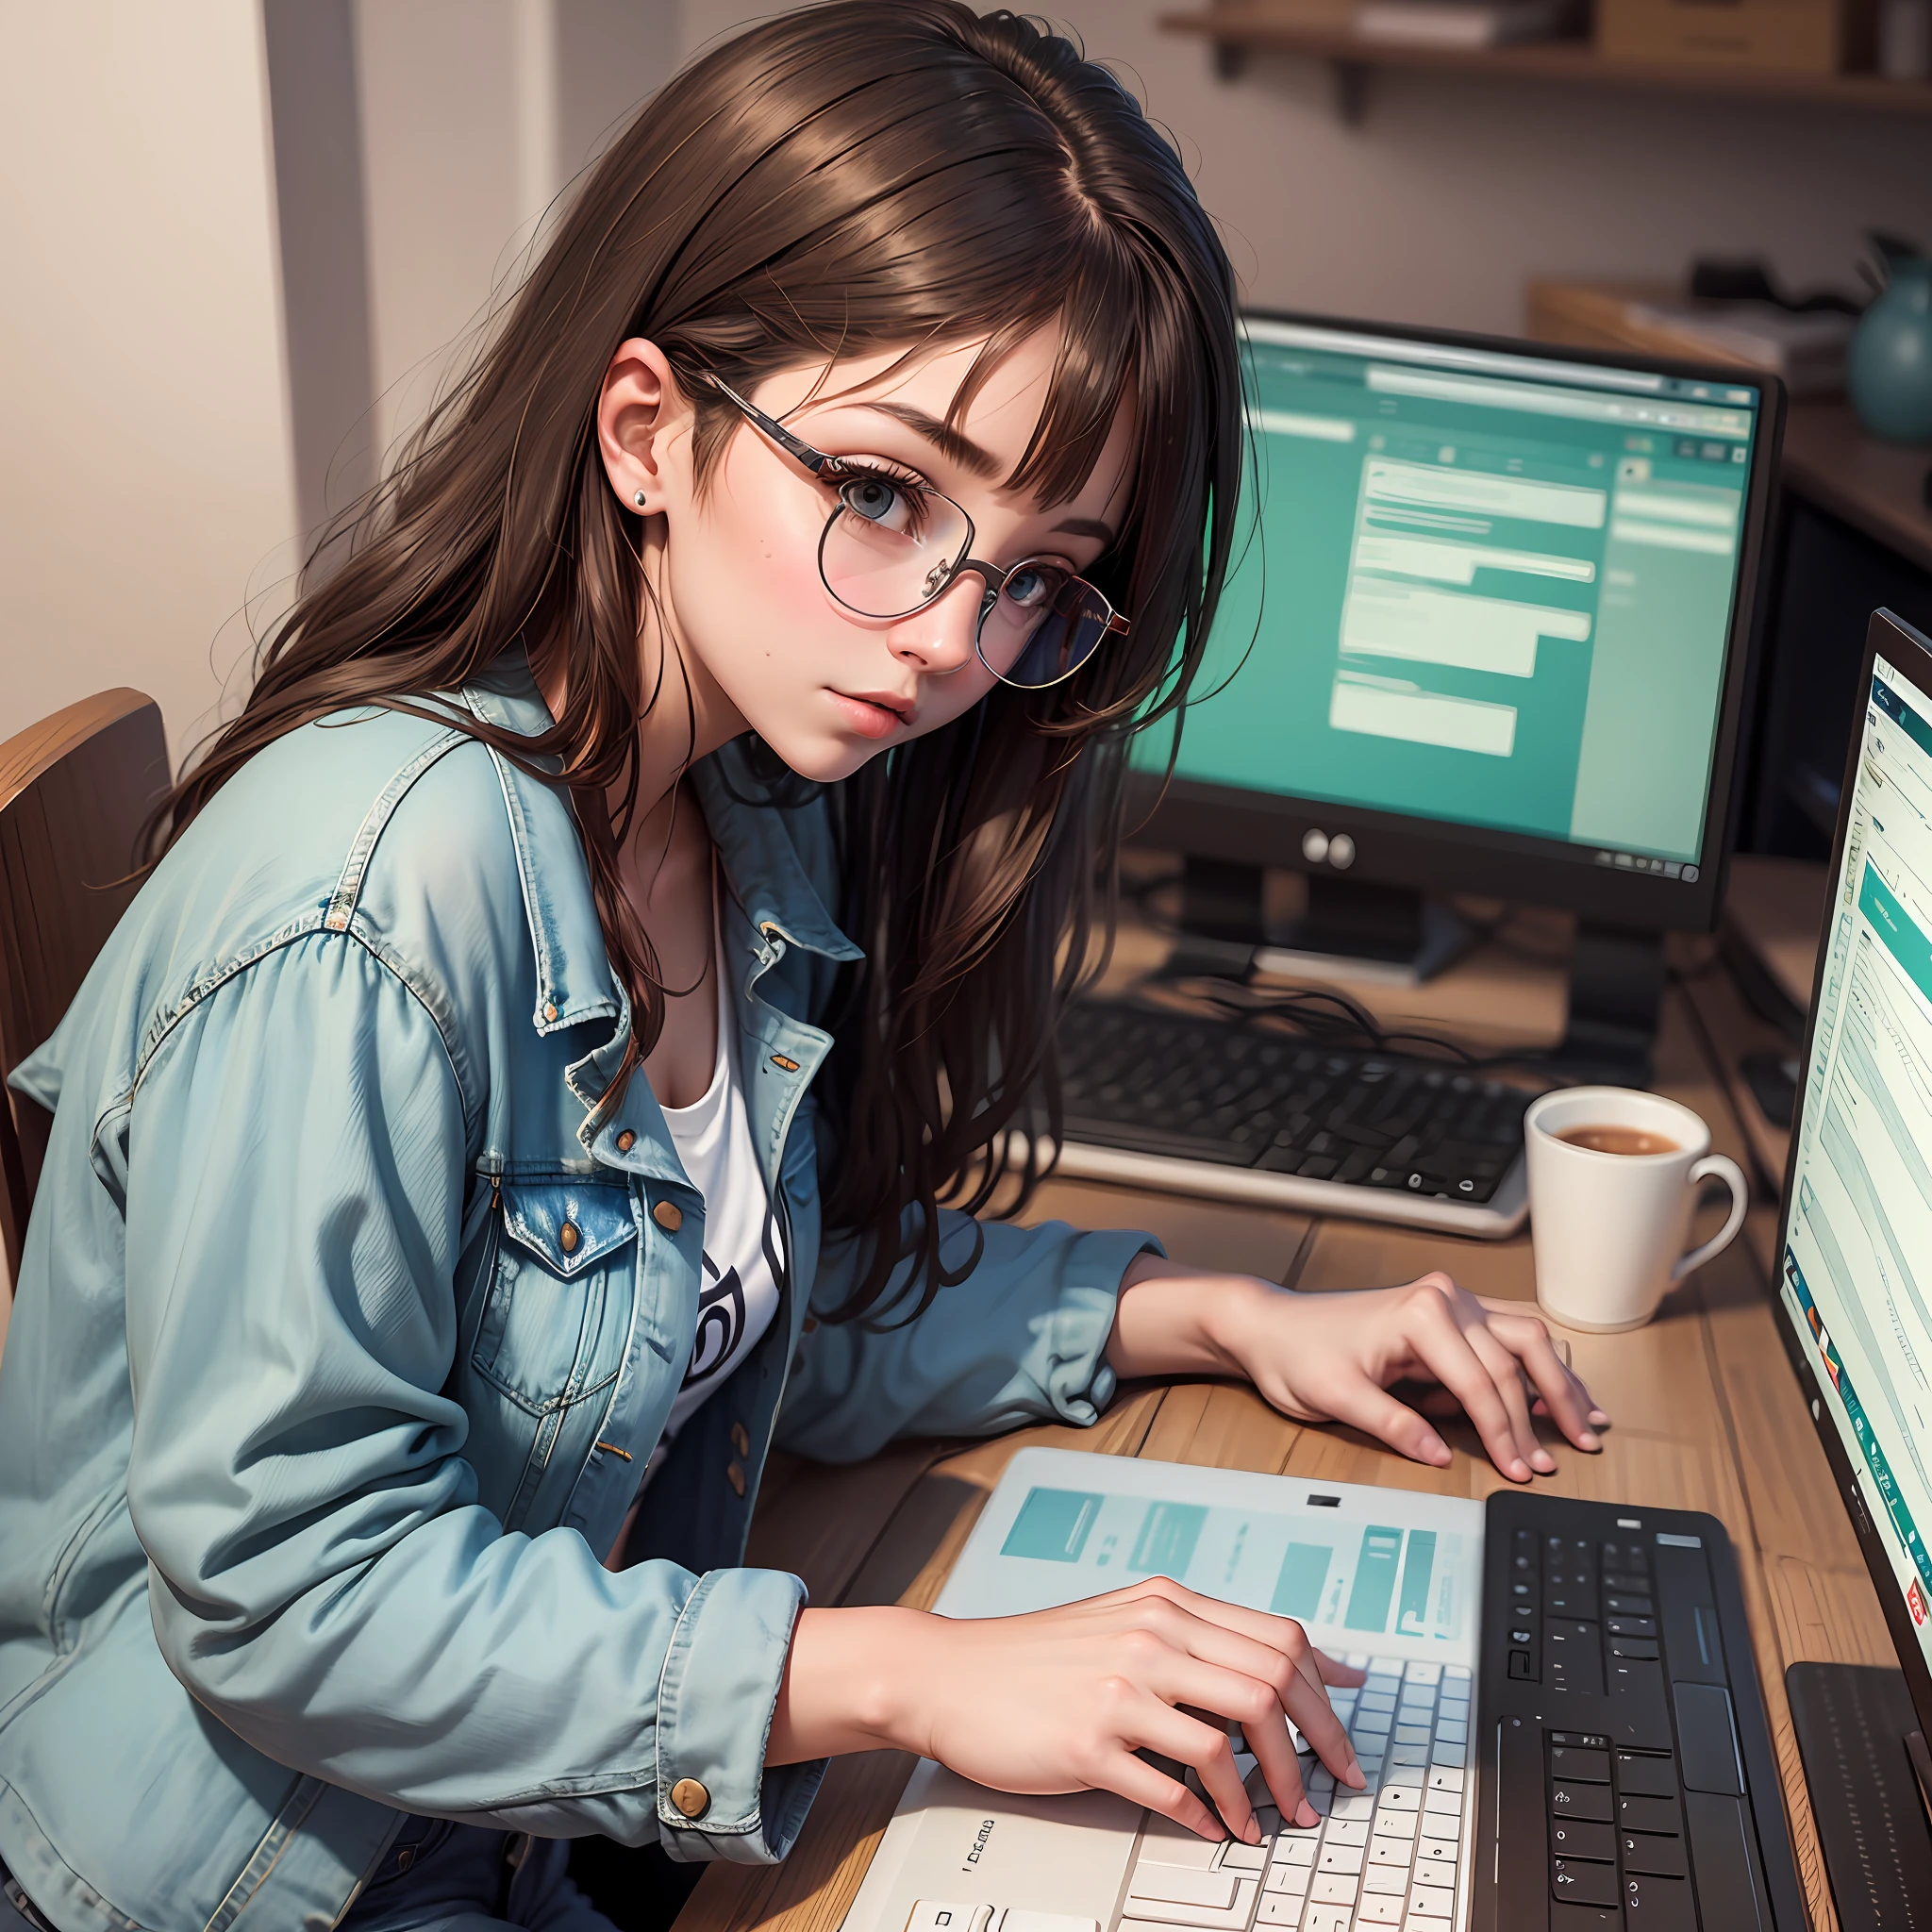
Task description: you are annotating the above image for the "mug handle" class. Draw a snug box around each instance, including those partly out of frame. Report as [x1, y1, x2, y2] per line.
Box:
[1670, 1154, 1751, 1283]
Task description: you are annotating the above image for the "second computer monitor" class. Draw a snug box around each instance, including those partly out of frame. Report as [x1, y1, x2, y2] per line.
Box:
[1132, 314, 1783, 936]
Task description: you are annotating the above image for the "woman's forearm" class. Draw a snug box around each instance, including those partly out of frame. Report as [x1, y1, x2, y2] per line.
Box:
[766, 1605, 934, 1763]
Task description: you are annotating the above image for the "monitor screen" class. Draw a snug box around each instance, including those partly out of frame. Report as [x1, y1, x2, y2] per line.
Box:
[1779, 641, 1932, 1682]
[1139, 318, 1768, 883]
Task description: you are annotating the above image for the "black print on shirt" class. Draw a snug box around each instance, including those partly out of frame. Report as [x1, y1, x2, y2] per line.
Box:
[684, 1252, 746, 1386]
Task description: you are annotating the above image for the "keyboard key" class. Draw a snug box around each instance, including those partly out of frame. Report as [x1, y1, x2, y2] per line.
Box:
[1621, 1831, 1687, 1877]
[1421, 1790, 1460, 1820]
[1315, 1844, 1363, 1875]
[1406, 1884, 1455, 1917]
[1547, 1819, 1613, 1862]
[1605, 1615, 1657, 1638]
[1393, 1725, 1431, 1746]
[1362, 1866, 1409, 1894]
[1603, 1593, 1655, 1617]
[1377, 1787, 1421, 1812]
[1388, 1743, 1428, 1768]
[1299, 1908, 1350, 1932]
[1415, 1836, 1458, 1865]
[1373, 1811, 1417, 1842]
[1127, 1867, 1239, 1907]
[1425, 1768, 1463, 1793]
[1324, 1819, 1369, 1847]
[1613, 1752, 1677, 1798]
[1547, 1745, 1608, 1785]
[1429, 1743, 1464, 1768]
[996, 1914, 1099, 1932]
[1263, 1865, 1308, 1896]
[1357, 1895, 1405, 1925]
[1549, 1782, 1610, 1823]
[1550, 1858, 1620, 1907]
[907, 1905, 995, 1932]
[1413, 1860, 1456, 1890]
[1608, 1637, 1659, 1660]
[1331, 1794, 1375, 1823]
[1617, 1794, 1680, 1836]
[1622, 1874, 1697, 1932]
[1432, 1721, 1467, 1745]
[1254, 1897, 1303, 1928]
[1274, 1837, 1318, 1867]
[1367, 1838, 1412, 1867]
[1308, 1874, 1357, 1907]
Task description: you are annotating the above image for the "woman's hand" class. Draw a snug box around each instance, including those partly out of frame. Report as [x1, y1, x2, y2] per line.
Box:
[767, 1584, 1366, 1840]
[1109, 1261, 1609, 1482]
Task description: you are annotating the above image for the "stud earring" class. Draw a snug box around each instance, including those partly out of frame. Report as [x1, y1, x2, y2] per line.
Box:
[632, 489, 648, 508]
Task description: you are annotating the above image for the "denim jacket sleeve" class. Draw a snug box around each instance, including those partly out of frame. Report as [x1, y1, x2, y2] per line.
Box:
[774, 1208, 1162, 1463]
[121, 932, 814, 1857]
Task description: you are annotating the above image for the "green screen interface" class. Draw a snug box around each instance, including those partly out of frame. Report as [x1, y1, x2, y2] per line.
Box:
[1140, 321, 1763, 871]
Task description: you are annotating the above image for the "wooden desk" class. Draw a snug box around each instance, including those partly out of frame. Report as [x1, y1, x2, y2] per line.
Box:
[676, 950, 1895, 1932]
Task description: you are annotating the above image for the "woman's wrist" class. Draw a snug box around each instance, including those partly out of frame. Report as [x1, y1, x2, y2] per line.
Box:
[766, 1605, 942, 1764]
[1107, 1257, 1285, 1382]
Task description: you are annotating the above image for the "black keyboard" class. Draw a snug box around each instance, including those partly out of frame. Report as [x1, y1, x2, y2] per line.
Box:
[1056, 998, 1535, 1206]
[1474, 1493, 1805, 1932]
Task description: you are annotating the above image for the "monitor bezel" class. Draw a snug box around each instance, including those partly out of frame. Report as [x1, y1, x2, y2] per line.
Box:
[1769, 607, 1932, 1748]
[1125, 308, 1788, 935]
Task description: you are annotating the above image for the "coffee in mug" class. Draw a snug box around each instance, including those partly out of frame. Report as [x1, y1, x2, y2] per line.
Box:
[1524, 1087, 1749, 1331]
[1554, 1124, 1680, 1158]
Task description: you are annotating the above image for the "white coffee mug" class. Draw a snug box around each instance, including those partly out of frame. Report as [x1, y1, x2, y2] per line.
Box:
[1524, 1086, 1750, 1332]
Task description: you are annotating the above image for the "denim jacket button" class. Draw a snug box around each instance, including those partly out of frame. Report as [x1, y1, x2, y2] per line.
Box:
[726, 1460, 746, 1496]
[652, 1200, 682, 1234]
[558, 1221, 580, 1255]
[671, 1778, 710, 1820]
[616, 1129, 636, 1153]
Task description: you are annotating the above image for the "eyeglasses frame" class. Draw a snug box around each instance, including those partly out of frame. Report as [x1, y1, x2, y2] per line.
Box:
[698, 374, 1128, 690]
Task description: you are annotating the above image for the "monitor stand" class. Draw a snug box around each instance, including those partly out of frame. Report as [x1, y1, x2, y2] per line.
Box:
[1161, 859, 1668, 1081]
[1164, 858, 1468, 990]
[1787, 1662, 1932, 1930]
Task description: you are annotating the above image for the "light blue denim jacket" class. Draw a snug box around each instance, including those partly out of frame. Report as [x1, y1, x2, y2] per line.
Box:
[0, 653, 1154, 1932]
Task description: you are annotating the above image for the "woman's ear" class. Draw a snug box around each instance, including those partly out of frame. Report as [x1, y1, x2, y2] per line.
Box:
[597, 337, 691, 514]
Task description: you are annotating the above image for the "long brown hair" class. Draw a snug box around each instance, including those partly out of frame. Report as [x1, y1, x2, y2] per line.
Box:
[153, 1, 1242, 1320]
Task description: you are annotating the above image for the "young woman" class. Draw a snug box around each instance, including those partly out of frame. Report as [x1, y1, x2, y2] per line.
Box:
[0, 7, 1605, 1929]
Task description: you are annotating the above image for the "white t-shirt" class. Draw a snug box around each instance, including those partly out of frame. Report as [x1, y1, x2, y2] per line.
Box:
[649, 949, 780, 1474]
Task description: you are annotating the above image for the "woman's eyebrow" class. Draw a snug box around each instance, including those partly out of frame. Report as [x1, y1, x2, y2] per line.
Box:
[852, 402, 1002, 479]
[1052, 515, 1116, 543]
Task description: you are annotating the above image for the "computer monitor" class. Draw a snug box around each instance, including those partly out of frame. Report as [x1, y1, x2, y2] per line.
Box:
[1774, 609, 1932, 1865]
[1129, 313, 1785, 1065]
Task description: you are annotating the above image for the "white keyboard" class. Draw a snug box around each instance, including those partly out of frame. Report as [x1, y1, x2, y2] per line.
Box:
[904, 1656, 1472, 1932]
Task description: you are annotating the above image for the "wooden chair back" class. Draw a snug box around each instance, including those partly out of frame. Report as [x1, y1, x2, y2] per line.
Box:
[0, 691, 171, 1285]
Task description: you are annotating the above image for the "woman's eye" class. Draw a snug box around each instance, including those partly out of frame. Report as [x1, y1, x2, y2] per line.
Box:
[839, 474, 921, 534]
[1002, 564, 1069, 609]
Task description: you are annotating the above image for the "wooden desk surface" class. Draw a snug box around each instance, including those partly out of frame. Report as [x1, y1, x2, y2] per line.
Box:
[675, 946, 1895, 1932]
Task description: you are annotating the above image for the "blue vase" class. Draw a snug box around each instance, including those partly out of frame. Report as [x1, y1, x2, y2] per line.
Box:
[1849, 256, 1932, 445]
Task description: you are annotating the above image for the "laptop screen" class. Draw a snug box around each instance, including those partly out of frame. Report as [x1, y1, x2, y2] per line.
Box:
[1779, 642, 1932, 1677]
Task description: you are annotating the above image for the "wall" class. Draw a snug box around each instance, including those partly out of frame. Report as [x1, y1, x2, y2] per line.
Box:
[680, 0, 1932, 330]
[0, 3, 301, 762]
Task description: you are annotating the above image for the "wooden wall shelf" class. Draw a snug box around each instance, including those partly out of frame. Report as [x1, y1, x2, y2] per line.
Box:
[1159, 9, 1932, 123]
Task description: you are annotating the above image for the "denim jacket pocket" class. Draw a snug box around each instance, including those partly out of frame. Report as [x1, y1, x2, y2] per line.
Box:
[470, 1181, 637, 1413]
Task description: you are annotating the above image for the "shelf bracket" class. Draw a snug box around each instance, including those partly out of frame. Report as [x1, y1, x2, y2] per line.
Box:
[1212, 37, 1249, 80]
[1331, 58, 1372, 125]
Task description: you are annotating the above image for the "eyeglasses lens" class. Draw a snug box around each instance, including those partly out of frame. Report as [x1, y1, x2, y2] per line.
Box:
[820, 487, 973, 620]
[819, 486, 1115, 690]
[980, 574, 1113, 690]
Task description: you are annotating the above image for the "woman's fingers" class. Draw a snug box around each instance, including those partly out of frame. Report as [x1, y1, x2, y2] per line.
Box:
[1102, 1741, 1231, 1842]
[1484, 1308, 1604, 1449]
[1312, 1645, 1366, 1687]
[1461, 1321, 1553, 1474]
[1398, 1289, 1546, 1479]
[1135, 1699, 1259, 1840]
[1113, 1585, 1363, 1787]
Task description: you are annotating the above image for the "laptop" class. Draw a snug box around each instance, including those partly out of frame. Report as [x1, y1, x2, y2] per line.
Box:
[842, 1451, 1801, 1932]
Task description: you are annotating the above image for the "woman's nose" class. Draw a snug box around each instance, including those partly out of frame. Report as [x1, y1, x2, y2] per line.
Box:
[888, 572, 983, 676]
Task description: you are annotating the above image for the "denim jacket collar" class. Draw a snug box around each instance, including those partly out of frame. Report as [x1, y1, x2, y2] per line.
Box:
[457, 652, 862, 1191]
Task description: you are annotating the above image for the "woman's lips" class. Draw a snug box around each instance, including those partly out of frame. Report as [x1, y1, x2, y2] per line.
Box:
[826, 689, 911, 740]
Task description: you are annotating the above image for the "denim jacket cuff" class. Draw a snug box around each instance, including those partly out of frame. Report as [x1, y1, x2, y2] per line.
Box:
[1047, 1227, 1167, 1424]
[655, 1567, 825, 1863]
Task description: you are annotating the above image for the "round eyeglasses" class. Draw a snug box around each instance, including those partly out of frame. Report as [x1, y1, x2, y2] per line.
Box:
[701, 375, 1129, 691]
